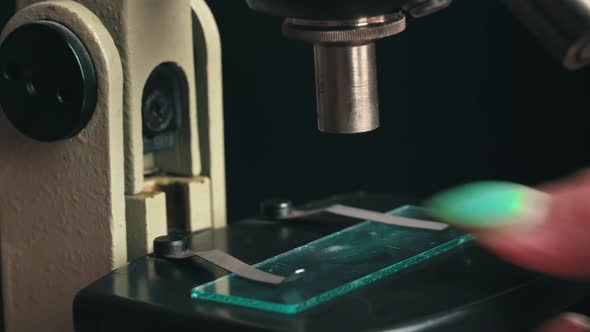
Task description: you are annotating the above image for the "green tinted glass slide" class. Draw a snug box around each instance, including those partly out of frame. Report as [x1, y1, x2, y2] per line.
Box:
[192, 206, 471, 314]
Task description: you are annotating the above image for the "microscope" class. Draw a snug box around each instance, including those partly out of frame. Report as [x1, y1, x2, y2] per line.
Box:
[0, 0, 589, 331]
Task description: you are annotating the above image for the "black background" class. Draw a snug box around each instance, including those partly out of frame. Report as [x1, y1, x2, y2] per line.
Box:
[2, 0, 590, 221]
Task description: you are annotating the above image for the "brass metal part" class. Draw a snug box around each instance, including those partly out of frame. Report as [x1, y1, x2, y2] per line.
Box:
[144, 175, 214, 232]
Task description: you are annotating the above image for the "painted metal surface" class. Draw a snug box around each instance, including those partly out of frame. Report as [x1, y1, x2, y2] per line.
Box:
[0, 0, 227, 330]
[0, 2, 126, 331]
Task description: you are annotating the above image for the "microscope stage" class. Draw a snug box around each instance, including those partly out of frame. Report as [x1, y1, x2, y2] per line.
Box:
[74, 193, 589, 332]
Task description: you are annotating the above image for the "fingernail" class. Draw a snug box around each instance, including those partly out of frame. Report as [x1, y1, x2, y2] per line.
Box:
[538, 313, 590, 332]
[425, 181, 550, 230]
[562, 313, 590, 330]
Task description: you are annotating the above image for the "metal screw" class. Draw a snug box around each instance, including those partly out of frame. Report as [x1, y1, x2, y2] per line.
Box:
[142, 89, 174, 136]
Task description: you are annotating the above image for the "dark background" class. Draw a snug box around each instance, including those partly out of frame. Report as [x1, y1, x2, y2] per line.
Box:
[2, 0, 590, 221]
[207, 0, 590, 220]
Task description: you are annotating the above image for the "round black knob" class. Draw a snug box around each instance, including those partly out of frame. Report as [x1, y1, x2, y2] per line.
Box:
[153, 234, 188, 258]
[0, 21, 97, 142]
[260, 199, 294, 220]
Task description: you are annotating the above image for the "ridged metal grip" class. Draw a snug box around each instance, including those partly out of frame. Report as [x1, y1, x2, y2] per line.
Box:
[283, 13, 406, 43]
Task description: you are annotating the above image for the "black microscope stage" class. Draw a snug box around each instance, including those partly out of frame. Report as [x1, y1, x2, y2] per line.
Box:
[74, 193, 589, 332]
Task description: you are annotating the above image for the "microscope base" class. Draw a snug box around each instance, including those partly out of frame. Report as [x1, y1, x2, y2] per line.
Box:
[74, 193, 590, 332]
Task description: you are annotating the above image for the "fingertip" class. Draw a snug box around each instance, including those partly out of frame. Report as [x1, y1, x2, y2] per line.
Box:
[426, 181, 548, 231]
[426, 181, 590, 278]
[537, 313, 590, 332]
